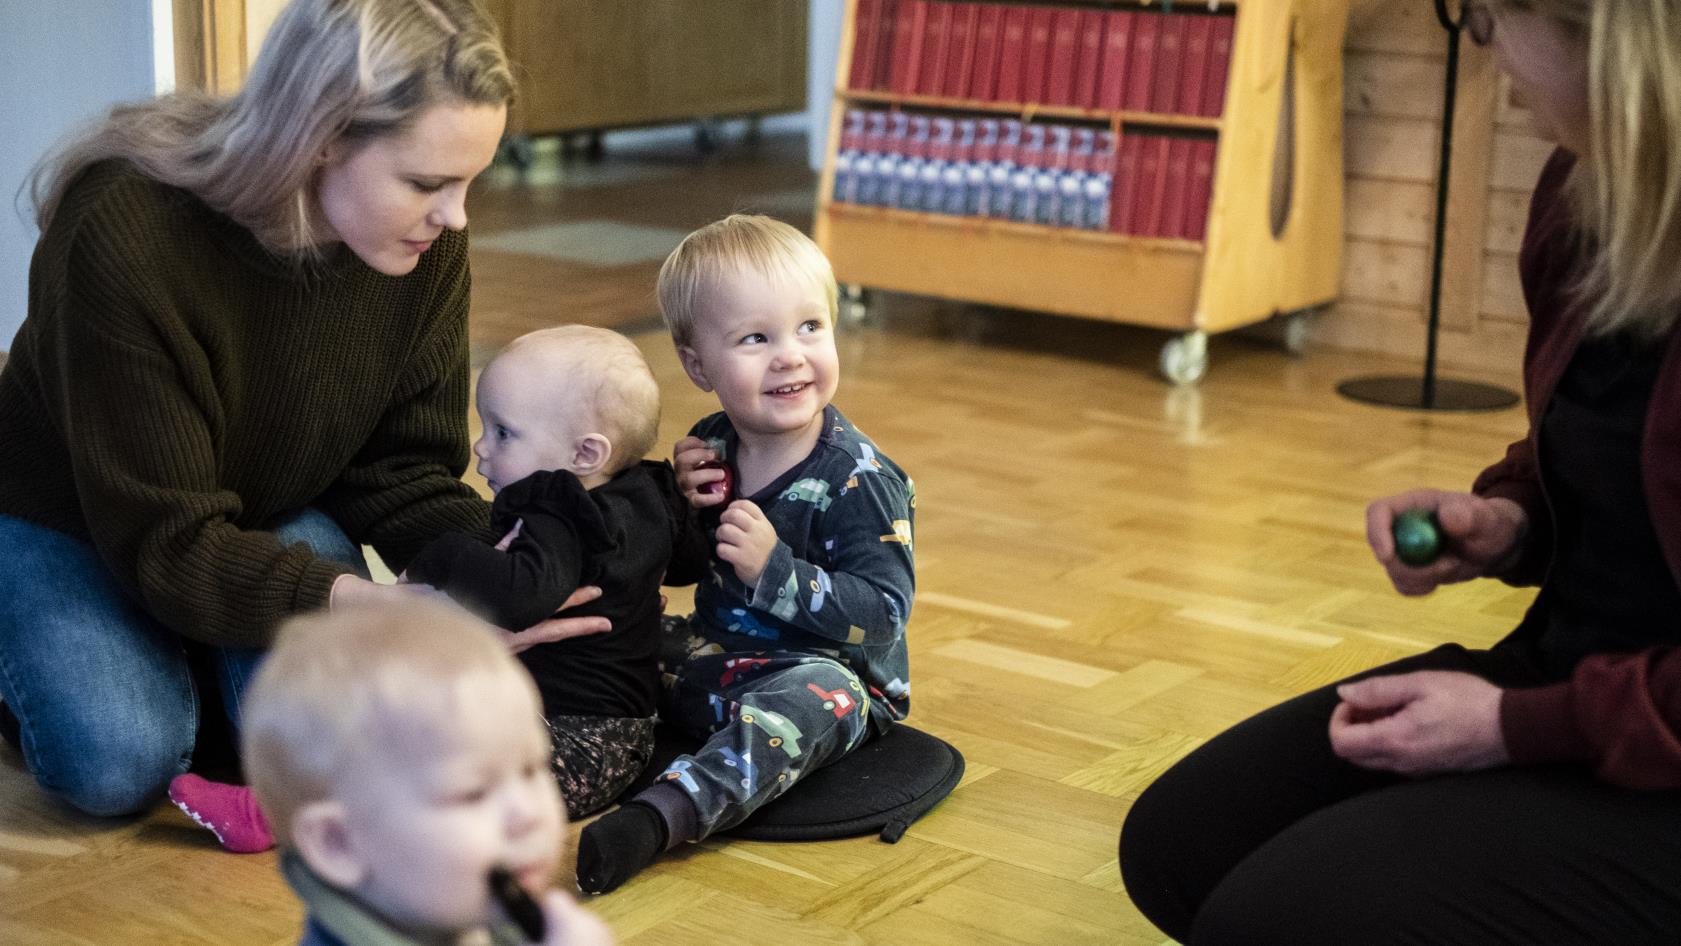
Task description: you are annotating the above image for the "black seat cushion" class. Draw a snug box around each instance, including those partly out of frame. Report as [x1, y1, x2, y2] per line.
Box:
[622, 722, 964, 843]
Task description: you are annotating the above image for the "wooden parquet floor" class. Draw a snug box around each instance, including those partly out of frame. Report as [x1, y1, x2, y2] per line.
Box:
[0, 132, 1534, 945]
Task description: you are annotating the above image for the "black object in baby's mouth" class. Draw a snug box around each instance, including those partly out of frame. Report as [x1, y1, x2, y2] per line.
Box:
[488, 866, 546, 942]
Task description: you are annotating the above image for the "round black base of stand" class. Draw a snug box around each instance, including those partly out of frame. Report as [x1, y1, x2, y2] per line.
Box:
[1337, 376, 1519, 412]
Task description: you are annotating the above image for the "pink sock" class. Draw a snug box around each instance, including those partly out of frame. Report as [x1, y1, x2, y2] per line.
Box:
[168, 774, 275, 853]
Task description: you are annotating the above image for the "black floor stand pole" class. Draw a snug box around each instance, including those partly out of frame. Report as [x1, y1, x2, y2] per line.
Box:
[1336, 0, 1518, 412]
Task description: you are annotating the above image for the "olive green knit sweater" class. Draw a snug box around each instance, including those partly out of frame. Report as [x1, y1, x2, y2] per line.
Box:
[0, 161, 493, 647]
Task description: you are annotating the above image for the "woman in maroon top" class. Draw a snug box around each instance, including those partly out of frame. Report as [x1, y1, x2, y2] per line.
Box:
[1120, 2, 1681, 942]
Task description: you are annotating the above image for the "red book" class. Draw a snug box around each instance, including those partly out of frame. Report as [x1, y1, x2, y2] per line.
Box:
[889, 0, 928, 96]
[1185, 139, 1217, 241]
[1178, 14, 1213, 117]
[1131, 136, 1171, 236]
[1159, 138, 1193, 239]
[917, 2, 952, 96]
[848, 0, 882, 90]
[1203, 15, 1235, 117]
[1022, 7, 1056, 105]
[1072, 9, 1105, 109]
[995, 6, 1030, 103]
[969, 4, 1004, 101]
[1045, 8, 1082, 106]
[1151, 14, 1186, 115]
[1110, 133, 1144, 233]
[945, 4, 980, 99]
[1124, 12, 1161, 112]
[1096, 11, 1134, 112]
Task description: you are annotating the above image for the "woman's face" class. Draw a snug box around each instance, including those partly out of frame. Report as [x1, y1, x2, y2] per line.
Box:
[1486, 5, 1590, 153]
[316, 101, 507, 276]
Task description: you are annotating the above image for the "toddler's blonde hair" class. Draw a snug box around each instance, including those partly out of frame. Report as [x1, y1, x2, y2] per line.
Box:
[656, 214, 838, 348]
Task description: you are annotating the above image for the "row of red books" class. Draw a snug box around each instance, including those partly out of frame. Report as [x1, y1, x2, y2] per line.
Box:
[849, 0, 1235, 118]
[1111, 133, 1217, 241]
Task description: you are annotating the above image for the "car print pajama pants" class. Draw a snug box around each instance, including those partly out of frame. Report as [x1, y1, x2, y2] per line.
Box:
[654, 647, 876, 838]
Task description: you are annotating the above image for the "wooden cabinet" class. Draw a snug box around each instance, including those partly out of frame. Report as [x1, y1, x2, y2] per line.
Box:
[486, 0, 809, 136]
[815, 0, 1348, 383]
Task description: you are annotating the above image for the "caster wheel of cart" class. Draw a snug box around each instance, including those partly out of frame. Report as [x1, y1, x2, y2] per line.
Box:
[500, 134, 535, 172]
[1160, 331, 1208, 386]
[1282, 310, 1312, 356]
[839, 284, 871, 327]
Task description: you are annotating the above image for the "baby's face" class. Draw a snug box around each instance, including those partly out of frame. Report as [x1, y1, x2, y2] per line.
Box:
[337, 673, 564, 936]
[472, 353, 591, 494]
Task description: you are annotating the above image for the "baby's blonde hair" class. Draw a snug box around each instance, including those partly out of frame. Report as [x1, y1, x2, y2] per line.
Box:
[241, 599, 540, 848]
[656, 214, 839, 348]
[498, 326, 662, 471]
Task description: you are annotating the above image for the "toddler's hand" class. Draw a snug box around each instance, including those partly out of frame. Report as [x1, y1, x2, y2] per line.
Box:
[538, 889, 615, 945]
[715, 500, 777, 587]
[674, 437, 727, 509]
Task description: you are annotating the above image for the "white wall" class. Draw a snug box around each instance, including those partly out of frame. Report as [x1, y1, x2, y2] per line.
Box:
[808, 0, 843, 172]
[0, 1, 160, 350]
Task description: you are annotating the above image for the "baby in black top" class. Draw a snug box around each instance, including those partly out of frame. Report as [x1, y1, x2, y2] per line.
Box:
[168, 327, 708, 851]
[405, 326, 710, 816]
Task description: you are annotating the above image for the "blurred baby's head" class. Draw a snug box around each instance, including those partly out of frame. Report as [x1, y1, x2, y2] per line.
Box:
[243, 598, 563, 934]
[472, 325, 661, 493]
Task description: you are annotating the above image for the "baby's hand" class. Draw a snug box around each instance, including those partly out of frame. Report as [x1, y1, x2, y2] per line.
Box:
[715, 500, 777, 587]
[538, 889, 615, 945]
[674, 437, 728, 509]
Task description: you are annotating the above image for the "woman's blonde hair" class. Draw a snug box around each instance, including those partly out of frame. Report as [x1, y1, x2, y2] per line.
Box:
[28, 0, 512, 258]
[656, 214, 839, 348]
[1516, 0, 1681, 336]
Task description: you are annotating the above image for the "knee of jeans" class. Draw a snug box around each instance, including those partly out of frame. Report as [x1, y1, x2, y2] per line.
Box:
[43, 735, 189, 817]
[267, 508, 364, 570]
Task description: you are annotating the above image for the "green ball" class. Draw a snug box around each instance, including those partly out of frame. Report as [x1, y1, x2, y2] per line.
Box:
[1392, 509, 1443, 566]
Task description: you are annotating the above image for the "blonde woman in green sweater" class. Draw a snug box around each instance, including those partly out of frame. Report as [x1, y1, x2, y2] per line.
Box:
[0, 0, 605, 817]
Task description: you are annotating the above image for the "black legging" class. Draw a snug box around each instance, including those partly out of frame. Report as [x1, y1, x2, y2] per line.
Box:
[1119, 643, 1681, 945]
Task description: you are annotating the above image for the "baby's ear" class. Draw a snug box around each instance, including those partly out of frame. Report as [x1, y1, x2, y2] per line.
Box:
[677, 346, 713, 393]
[291, 800, 367, 890]
[573, 433, 612, 475]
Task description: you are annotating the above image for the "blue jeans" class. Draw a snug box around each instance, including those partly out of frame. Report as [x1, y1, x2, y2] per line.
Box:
[0, 510, 368, 816]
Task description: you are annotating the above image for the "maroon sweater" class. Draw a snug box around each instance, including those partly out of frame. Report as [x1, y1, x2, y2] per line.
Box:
[1480, 149, 1681, 788]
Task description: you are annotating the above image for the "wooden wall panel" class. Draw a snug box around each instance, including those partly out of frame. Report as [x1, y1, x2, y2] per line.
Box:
[1324, 1, 1555, 374]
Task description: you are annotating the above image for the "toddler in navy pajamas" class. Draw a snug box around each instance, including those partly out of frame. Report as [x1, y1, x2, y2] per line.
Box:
[576, 214, 915, 893]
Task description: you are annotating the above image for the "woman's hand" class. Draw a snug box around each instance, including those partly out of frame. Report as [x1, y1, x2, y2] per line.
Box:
[538, 888, 615, 946]
[673, 436, 727, 510]
[330, 573, 452, 610]
[1329, 671, 1510, 776]
[1365, 489, 1528, 595]
[502, 586, 611, 655]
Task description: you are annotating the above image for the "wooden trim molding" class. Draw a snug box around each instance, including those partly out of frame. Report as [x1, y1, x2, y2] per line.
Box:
[173, 0, 247, 94]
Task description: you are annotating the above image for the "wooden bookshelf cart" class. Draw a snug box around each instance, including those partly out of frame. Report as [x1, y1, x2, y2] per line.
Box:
[814, 0, 1349, 383]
